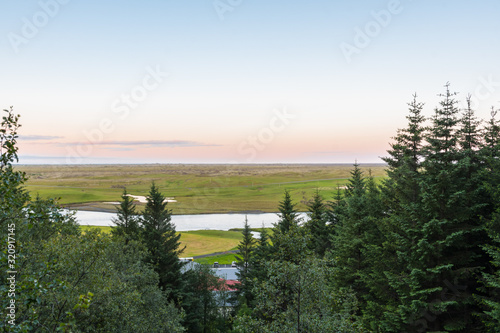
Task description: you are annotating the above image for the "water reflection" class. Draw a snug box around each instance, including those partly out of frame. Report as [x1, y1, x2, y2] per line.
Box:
[74, 210, 308, 231]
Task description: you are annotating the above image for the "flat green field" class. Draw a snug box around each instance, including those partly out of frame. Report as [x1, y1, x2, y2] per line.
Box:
[80, 226, 244, 258]
[16, 164, 387, 215]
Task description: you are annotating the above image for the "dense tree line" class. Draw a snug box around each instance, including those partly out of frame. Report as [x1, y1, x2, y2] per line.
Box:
[232, 84, 500, 332]
[2, 82, 500, 332]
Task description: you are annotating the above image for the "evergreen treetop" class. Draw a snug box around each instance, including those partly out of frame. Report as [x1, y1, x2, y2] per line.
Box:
[274, 189, 300, 233]
[141, 182, 185, 298]
[111, 188, 140, 244]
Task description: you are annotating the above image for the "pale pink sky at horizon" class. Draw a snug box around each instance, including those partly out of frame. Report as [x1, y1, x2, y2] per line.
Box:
[3, 1, 499, 164]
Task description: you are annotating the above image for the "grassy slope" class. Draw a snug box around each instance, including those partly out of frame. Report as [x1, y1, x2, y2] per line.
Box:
[17, 164, 387, 214]
[179, 230, 242, 257]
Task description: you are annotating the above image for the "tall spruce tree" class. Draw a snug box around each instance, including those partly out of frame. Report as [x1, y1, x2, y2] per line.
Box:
[482, 203, 500, 331]
[331, 163, 366, 295]
[382, 93, 426, 210]
[235, 216, 256, 307]
[305, 190, 331, 258]
[111, 188, 140, 244]
[482, 108, 500, 209]
[359, 171, 389, 317]
[480, 107, 500, 330]
[398, 84, 487, 331]
[457, 95, 485, 217]
[483, 107, 500, 161]
[331, 164, 386, 323]
[141, 182, 185, 300]
[376, 94, 428, 331]
[270, 190, 302, 259]
[274, 189, 300, 233]
[326, 183, 346, 234]
[246, 224, 271, 307]
[345, 161, 365, 198]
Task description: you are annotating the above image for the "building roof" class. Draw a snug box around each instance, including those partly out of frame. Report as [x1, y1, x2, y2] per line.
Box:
[212, 267, 238, 280]
[214, 279, 240, 292]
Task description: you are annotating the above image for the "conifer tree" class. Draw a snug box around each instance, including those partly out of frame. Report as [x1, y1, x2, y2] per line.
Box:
[331, 163, 366, 293]
[246, 224, 271, 307]
[111, 188, 140, 244]
[375, 94, 428, 331]
[235, 216, 256, 307]
[141, 182, 185, 300]
[274, 189, 300, 233]
[331, 162, 368, 295]
[482, 108, 500, 204]
[305, 190, 331, 257]
[483, 107, 500, 161]
[326, 183, 346, 235]
[459, 96, 482, 153]
[270, 190, 302, 259]
[382, 93, 426, 210]
[398, 84, 486, 331]
[482, 205, 500, 331]
[359, 172, 389, 314]
[331, 164, 386, 321]
[345, 161, 365, 198]
[480, 107, 500, 330]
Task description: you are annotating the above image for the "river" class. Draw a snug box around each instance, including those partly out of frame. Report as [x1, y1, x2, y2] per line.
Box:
[74, 210, 309, 231]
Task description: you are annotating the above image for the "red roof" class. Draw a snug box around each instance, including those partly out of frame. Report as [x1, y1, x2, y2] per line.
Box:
[214, 278, 240, 291]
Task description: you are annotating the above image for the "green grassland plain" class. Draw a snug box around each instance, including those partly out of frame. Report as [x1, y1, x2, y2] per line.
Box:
[16, 164, 387, 215]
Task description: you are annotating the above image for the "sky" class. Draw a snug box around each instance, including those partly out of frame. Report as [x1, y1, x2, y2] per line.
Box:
[1, 0, 499, 164]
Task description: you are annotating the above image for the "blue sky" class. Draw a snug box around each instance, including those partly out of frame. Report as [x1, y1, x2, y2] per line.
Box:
[1, 0, 499, 163]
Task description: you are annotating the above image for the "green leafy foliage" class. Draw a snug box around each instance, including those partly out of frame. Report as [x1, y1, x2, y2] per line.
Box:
[235, 254, 361, 332]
